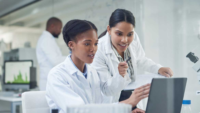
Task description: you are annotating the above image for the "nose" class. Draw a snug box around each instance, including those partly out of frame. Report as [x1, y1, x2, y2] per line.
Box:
[90, 45, 96, 52]
[121, 36, 128, 43]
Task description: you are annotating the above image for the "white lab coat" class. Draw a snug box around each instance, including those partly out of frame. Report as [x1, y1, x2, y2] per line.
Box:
[91, 32, 162, 103]
[46, 55, 129, 113]
[36, 31, 66, 90]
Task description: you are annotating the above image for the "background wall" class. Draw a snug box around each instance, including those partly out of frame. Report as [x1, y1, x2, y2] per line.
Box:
[0, 0, 199, 112]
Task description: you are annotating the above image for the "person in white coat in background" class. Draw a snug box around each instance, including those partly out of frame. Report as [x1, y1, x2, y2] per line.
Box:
[46, 19, 150, 113]
[91, 9, 173, 112]
[36, 17, 66, 90]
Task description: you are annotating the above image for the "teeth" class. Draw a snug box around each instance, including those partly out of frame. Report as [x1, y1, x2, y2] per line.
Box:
[89, 55, 94, 57]
[120, 44, 126, 46]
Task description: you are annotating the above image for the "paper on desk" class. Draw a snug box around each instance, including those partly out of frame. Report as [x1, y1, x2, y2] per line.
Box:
[124, 73, 166, 90]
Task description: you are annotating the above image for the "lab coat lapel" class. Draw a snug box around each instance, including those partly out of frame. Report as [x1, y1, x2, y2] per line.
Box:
[76, 71, 93, 103]
[128, 41, 137, 75]
[64, 56, 93, 103]
[86, 66, 95, 103]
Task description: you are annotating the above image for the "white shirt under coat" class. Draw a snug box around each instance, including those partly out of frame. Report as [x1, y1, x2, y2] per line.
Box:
[36, 31, 66, 90]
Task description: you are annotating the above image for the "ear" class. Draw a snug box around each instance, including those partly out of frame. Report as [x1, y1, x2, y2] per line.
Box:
[107, 25, 111, 35]
[68, 41, 75, 50]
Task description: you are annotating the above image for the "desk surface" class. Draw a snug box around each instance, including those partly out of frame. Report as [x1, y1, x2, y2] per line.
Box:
[0, 96, 21, 102]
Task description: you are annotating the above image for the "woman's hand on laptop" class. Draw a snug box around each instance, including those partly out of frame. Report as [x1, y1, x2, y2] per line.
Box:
[129, 84, 150, 107]
[119, 84, 150, 107]
[132, 108, 145, 113]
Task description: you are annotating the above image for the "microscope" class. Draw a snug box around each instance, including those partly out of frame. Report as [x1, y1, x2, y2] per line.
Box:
[186, 52, 200, 86]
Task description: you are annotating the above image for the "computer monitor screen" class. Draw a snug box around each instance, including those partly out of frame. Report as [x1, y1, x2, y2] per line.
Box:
[4, 60, 33, 84]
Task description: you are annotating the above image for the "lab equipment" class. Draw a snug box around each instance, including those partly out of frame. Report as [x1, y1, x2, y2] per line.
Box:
[145, 78, 187, 113]
[186, 52, 200, 85]
[66, 104, 131, 113]
[181, 100, 192, 113]
[3, 48, 37, 67]
[2, 60, 37, 91]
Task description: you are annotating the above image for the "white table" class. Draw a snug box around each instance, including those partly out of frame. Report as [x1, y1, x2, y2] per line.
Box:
[0, 95, 21, 113]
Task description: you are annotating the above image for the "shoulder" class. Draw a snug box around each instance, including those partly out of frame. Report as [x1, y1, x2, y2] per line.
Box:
[97, 34, 108, 53]
[130, 31, 141, 48]
[48, 62, 68, 81]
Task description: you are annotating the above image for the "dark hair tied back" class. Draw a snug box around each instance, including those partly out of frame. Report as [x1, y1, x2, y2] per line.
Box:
[62, 19, 97, 50]
[99, 9, 135, 38]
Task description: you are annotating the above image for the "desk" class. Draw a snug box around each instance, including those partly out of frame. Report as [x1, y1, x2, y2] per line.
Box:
[0, 96, 21, 113]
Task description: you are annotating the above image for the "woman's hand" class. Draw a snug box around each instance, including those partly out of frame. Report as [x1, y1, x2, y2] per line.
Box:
[158, 67, 173, 77]
[118, 61, 128, 77]
[132, 108, 145, 113]
[129, 84, 150, 107]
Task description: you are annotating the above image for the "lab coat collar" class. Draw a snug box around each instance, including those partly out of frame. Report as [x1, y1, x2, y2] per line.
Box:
[103, 32, 120, 63]
[104, 32, 114, 54]
[43, 30, 54, 39]
[64, 55, 88, 76]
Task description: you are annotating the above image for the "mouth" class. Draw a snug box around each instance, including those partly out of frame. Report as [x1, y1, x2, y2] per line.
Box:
[118, 44, 128, 48]
[88, 54, 95, 59]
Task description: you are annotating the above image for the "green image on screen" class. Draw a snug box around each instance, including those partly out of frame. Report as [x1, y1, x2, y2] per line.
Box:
[5, 61, 32, 84]
[6, 71, 29, 84]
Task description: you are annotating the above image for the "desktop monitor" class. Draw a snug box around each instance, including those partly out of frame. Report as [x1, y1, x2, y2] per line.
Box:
[2, 60, 35, 91]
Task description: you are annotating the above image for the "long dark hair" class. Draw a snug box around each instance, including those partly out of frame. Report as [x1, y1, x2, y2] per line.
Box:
[99, 9, 135, 38]
[62, 19, 97, 50]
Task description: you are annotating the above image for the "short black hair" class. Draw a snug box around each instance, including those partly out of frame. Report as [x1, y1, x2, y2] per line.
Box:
[46, 17, 62, 29]
[62, 19, 97, 50]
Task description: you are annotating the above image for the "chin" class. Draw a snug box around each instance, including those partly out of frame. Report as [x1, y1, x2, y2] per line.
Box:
[85, 59, 93, 64]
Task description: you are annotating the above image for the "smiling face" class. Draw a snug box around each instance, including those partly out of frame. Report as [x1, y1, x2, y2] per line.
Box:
[68, 29, 98, 64]
[107, 21, 134, 55]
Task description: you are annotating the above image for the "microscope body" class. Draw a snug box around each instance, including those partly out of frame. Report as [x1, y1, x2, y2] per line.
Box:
[187, 52, 200, 85]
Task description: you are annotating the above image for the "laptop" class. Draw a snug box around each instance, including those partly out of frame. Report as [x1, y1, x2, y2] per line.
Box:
[146, 78, 187, 113]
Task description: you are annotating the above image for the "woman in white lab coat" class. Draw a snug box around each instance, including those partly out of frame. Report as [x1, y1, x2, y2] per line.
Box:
[46, 19, 150, 113]
[91, 9, 173, 111]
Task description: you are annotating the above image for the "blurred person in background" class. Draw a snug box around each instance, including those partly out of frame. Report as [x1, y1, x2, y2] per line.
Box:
[36, 17, 66, 90]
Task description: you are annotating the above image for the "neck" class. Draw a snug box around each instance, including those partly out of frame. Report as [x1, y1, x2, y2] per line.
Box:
[113, 45, 124, 59]
[118, 51, 124, 59]
[71, 54, 85, 73]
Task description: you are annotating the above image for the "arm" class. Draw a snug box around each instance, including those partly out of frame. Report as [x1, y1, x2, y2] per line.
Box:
[46, 72, 84, 113]
[134, 33, 162, 74]
[91, 50, 131, 96]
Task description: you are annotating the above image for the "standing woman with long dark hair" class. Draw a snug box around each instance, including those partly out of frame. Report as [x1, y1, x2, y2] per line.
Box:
[91, 9, 173, 112]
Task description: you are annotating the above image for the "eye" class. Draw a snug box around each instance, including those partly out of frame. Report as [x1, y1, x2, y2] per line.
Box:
[85, 43, 90, 46]
[116, 32, 122, 36]
[95, 43, 98, 46]
[127, 33, 133, 37]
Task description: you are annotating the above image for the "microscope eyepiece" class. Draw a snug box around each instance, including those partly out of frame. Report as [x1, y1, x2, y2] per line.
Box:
[186, 52, 199, 63]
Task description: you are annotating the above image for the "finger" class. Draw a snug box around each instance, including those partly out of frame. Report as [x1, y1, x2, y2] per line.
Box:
[168, 69, 173, 77]
[120, 64, 128, 68]
[161, 72, 170, 77]
[119, 65, 128, 70]
[118, 68, 127, 72]
[119, 62, 127, 66]
[140, 94, 149, 100]
[136, 84, 151, 91]
[119, 64, 128, 69]
[137, 89, 150, 97]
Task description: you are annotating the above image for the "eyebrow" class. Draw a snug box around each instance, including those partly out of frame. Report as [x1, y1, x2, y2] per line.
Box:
[83, 39, 98, 42]
[115, 30, 134, 34]
[84, 40, 92, 42]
